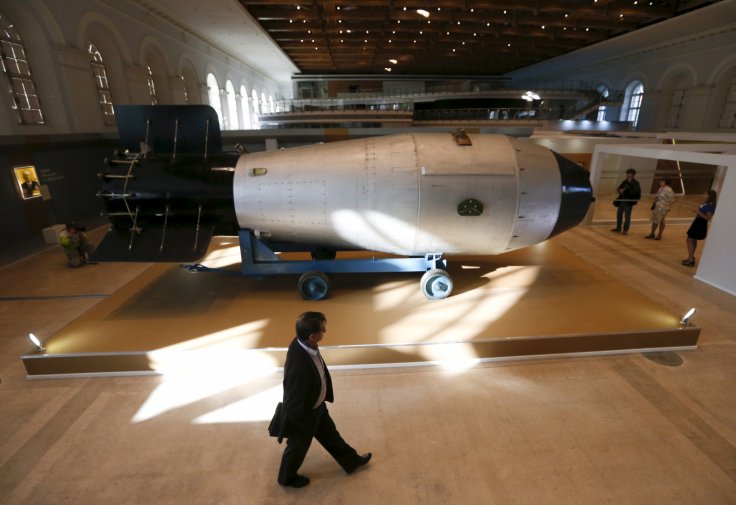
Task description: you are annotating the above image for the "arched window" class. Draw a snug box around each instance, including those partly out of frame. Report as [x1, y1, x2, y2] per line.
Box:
[146, 64, 157, 105]
[623, 81, 644, 127]
[666, 76, 688, 129]
[269, 95, 275, 113]
[718, 76, 736, 129]
[88, 42, 115, 126]
[240, 84, 250, 128]
[251, 88, 260, 116]
[596, 84, 609, 122]
[206, 73, 224, 128]
[180, 75, 189, 104]
[261, 92, 267, 113]
[225, 80, 238, 130]
[0, 12, 44, 124]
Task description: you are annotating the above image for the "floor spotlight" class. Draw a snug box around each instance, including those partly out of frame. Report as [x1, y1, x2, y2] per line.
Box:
[680, 308, 696, 326]
[29, 333, 45, 352]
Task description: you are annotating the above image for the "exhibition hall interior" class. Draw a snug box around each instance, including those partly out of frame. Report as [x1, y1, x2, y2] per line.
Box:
[1, 0, 735, 503]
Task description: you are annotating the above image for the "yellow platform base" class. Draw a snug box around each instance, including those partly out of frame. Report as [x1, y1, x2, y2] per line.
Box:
[22, 238, 699, 377]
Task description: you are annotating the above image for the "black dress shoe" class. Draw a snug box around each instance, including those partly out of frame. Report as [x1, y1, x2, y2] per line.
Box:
[280, 474, 310, 488]
[346, 453, 372, 474]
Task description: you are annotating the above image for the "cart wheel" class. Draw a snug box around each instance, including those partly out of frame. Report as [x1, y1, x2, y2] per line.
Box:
[420, 269, 453, 300]
[298, 270, 330, 300]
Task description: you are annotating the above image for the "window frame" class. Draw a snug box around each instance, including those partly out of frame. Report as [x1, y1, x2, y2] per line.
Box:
[88, 42, 115, 126]
[0, 13, 45, 125]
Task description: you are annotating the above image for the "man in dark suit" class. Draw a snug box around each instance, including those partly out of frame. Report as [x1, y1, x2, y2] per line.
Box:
[277, 311, 372, 488]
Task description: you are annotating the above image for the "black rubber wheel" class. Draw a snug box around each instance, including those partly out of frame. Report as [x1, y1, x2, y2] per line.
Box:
[297, 270, 330, 300]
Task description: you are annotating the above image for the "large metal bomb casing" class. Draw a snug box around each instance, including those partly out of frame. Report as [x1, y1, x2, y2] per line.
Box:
[233, 133, 567, 256]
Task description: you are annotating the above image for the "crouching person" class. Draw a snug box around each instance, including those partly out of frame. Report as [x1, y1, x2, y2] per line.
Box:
[59, 223, 94, 267]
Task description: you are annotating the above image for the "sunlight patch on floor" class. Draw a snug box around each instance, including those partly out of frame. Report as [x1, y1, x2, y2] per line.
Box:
[193, 384, 282, 424]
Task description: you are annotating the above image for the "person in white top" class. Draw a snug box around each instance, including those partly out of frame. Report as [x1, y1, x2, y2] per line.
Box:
[645, 178, 675, 240]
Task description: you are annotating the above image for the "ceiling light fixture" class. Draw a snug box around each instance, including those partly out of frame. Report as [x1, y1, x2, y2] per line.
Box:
[385, 67, 392, 72]
[416, 9, 430, 18]
[522, 91, 541, 101]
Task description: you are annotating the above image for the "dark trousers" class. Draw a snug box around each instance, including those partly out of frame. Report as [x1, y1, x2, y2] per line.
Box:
[616, 202, 634, 231]
[277, 403, 359, 484]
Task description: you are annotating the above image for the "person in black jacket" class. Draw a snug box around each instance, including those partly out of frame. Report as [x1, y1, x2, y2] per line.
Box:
[276, 311, 372, 488]
[611, 168, 641, 235]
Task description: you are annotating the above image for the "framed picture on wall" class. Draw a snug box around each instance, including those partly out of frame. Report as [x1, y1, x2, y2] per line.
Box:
[14, 165, 42, 200]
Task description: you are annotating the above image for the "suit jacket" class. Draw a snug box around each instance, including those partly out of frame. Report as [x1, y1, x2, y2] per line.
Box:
[280, 337, 334, 438]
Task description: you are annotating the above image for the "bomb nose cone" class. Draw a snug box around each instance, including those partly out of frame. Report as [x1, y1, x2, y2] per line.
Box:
[549, 152, 594, 238]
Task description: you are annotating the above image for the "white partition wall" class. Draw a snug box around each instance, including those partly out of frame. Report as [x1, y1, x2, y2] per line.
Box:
[587, 142, 736, 296]
[696, 159, 736, 295]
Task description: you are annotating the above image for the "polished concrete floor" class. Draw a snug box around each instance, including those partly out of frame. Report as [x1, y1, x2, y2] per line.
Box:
[1, 224, 735, 504]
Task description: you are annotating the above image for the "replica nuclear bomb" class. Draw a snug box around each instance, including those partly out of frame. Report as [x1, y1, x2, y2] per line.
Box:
[94, 105, 593, 300]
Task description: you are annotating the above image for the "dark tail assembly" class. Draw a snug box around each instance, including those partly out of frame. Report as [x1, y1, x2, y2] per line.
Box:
[548, 151, 595, 239]
[92, 105, 239, 262]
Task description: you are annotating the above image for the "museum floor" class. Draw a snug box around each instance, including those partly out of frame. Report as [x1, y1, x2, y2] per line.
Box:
[1, 223, 735, 504]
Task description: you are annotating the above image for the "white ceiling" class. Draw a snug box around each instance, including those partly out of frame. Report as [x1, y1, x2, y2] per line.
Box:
[138, 0, 299, 84]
